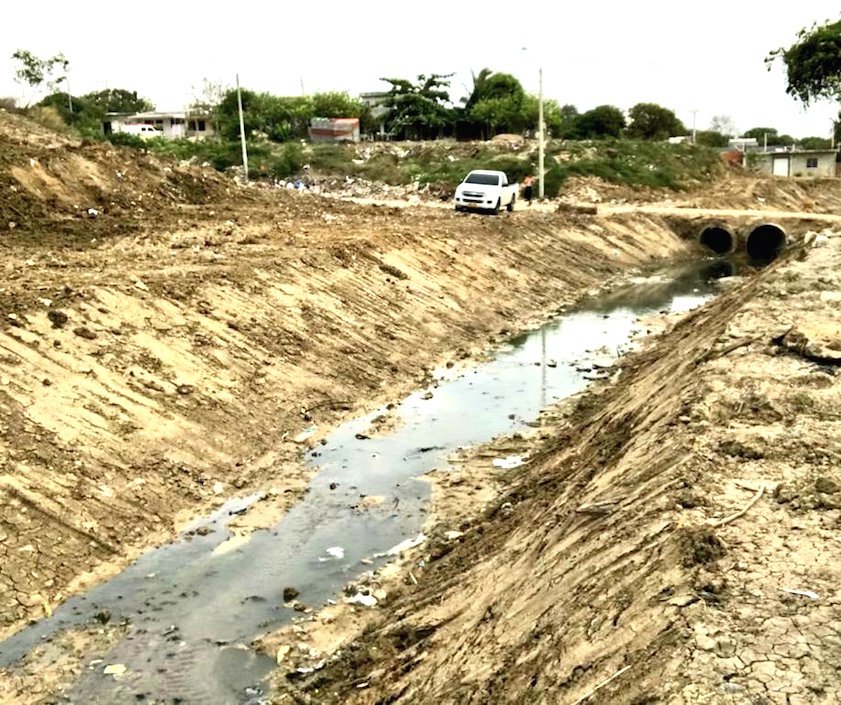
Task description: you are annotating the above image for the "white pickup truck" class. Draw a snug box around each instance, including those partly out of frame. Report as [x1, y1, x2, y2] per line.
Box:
[454, 170, 517, 214]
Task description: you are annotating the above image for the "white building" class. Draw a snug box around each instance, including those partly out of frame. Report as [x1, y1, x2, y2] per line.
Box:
[104, 110, 215, 139]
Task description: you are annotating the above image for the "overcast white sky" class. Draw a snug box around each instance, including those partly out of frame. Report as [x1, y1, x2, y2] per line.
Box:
[3, 2, 840, 137]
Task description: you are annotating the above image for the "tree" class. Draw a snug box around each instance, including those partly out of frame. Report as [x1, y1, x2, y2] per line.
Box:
[709, 115, 737, 138]
[743, 126, 779, 144]
[189, 78, 227, 134]
[627, 102, 686, 139]
[575, 105, 626, 138]
[464, 70, 527, 137]
[695, 130, 729, 148]
[11, 49, 69, 105]
[82, 89, 154, 114]
[767, 20, 841, 105]
[799, 136, 832, 149]
[381, 74, 453, 140]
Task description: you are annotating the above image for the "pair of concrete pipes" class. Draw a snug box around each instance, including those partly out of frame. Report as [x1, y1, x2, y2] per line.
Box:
[698, 222, 787, 261]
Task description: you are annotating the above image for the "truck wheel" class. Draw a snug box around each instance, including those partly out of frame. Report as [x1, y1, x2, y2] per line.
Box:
[507, 196, 516, 212]
[492, 199, 500, 215]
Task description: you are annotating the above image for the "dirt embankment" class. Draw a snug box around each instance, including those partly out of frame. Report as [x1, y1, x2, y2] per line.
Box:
[0, 111, 702, 641]
[273, 233, 841, 704]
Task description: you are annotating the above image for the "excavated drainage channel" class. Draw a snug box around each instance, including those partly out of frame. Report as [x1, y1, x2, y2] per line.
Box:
[0, 259, 737, 704]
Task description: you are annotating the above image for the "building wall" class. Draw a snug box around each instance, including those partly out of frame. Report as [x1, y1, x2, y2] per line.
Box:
[790, 154, 835, 177]
[755, 153, 836, 178]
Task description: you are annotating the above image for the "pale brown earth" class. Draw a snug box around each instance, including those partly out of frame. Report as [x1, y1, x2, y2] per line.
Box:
[269, 231, 841, 704]
[2, 110, 841, 704]
[0, 111, 695, 645]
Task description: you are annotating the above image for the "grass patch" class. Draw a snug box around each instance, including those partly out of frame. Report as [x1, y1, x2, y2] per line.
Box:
[99, 134, 723, 196]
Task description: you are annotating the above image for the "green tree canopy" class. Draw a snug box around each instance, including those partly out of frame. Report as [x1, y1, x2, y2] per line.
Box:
[768, 20, 841, 104]
[11, 49, 69, 105]
[694, 130, 728, 148]
[575, 105, 626, 138]
[381, 74, 453, 140]
[627, 102, 686, 139]
[799, 136, 832, 149]
[743, 126, 778, 142]
[217, 90, 373, 142]
[81, 88, 154, 114]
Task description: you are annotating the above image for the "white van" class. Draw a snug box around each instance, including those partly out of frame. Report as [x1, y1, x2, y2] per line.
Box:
[119, 123, 163, 139]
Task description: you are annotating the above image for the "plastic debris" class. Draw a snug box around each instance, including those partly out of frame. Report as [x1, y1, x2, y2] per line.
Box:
[344, 592, 378, 607]
[493, 455, 526, 469]
[103, 663, 127, 676]
[293, 426, 318, 444]
[444, 530, 464, 541]
[213, 481, 224, 495]
[782, 588, 819, 600]
[325, 546, 344, 559]
[384, 533, 426, 556]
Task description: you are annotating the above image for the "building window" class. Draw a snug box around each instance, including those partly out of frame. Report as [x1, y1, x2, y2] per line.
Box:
[807, 158, 818, 168]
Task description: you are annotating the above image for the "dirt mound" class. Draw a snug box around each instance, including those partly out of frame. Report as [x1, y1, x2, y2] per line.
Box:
[0, 111, 243, 244]
[675, 174, 841, 214]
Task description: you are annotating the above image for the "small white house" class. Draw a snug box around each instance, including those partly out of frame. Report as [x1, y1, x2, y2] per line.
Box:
[753, 149, 838, 178]
[104, 110, 215, 139]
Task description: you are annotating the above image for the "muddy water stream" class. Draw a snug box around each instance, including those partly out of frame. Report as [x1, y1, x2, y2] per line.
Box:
[0, 259, 736, 703]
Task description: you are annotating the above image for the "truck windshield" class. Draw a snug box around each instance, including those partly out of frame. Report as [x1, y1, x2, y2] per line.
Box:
[465, 173, 500, 186]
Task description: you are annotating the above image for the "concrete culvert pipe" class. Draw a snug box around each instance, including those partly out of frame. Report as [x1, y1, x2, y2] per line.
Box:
[699, 225, 736, 255]
[746, 223, 787, 262]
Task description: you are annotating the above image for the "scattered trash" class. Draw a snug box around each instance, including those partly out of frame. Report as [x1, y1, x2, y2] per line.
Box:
[383, 533, 426, 556]
[213, 481, 224, 495]
[293, 426, 318, 444]
[421, 391, 434, 401]
[782, 588, 819, 600]
[493, 455, 526, 469]
[344, 592, 378, 607]
[103, 663, 127, 676]
[133, 279, 149, 292]
[325, 546, 345, 559]
[87, 208, 100, 218]
[444, 530, 464, 541]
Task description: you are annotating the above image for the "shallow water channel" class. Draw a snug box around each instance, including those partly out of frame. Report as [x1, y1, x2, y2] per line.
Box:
[0, 258, 737, 703]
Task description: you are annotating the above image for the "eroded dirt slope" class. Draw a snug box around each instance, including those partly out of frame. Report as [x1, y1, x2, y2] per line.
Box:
[278, 235, 841, 704]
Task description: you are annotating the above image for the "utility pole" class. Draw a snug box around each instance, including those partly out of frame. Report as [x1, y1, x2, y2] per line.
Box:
[236, 73, 248, 183]
[690, 109, 698, 144]
[538, 67, 544, 200]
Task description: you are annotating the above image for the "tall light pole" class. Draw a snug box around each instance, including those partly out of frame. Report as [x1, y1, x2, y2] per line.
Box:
[538, 67, 545, 200]
[236, 73, 249, 183]
[690, 109, 698, 144]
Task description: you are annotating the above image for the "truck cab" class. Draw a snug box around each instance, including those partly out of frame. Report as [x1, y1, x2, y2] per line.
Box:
[454, 170, 518, 214]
